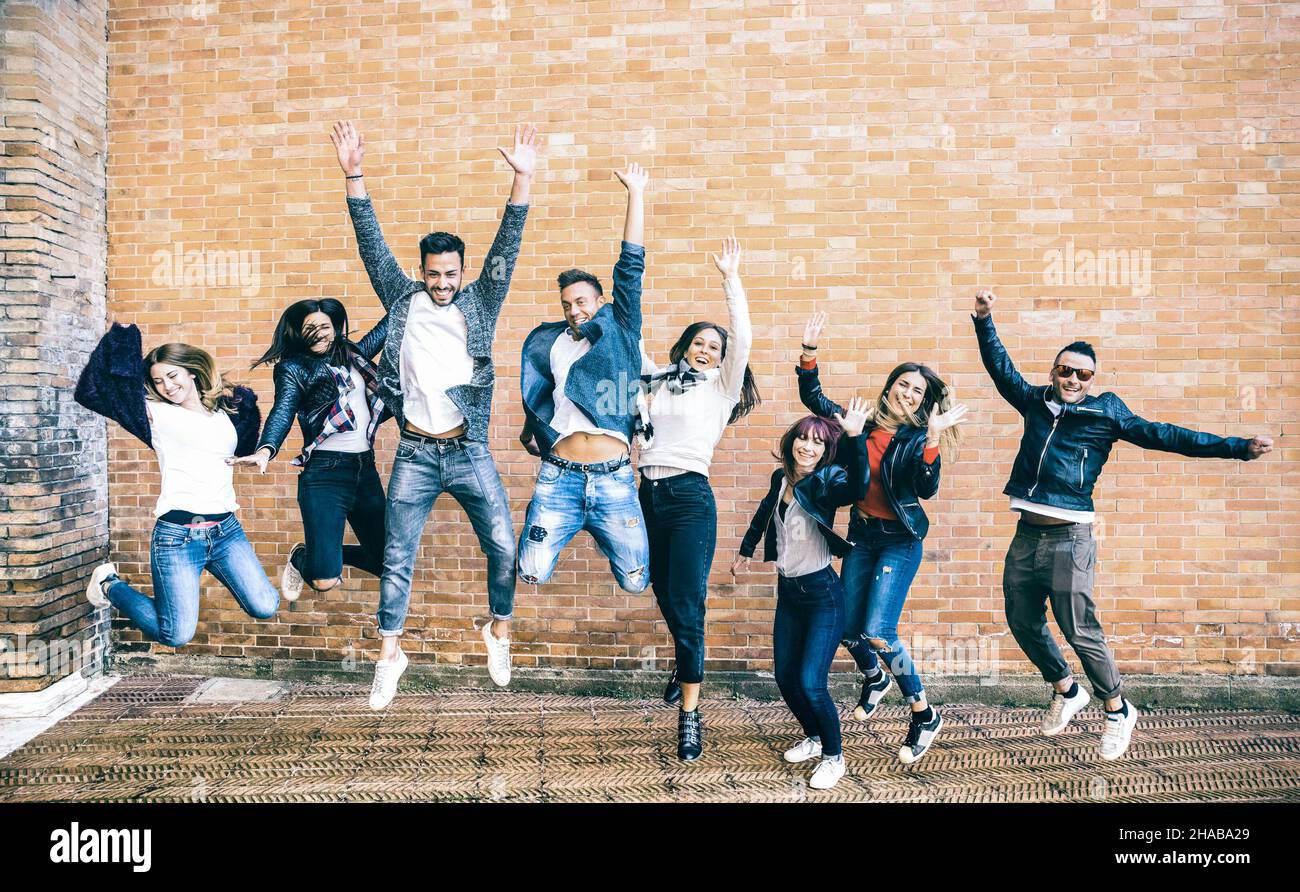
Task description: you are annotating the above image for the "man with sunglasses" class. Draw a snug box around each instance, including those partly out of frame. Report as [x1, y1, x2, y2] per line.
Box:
[972, 289, 1272, 760]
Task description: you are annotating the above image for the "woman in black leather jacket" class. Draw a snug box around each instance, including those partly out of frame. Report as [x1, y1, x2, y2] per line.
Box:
[730, 402, 869, 791]
[795, 311, 967, 767]
[234, 299, 390, 600]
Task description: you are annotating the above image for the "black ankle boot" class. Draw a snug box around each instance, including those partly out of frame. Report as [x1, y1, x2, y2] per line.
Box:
[663, 667, 682, 706]
[678, 707, 703, 761]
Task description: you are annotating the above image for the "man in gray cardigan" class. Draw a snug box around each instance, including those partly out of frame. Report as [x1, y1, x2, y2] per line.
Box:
[330, 120, 540, 710]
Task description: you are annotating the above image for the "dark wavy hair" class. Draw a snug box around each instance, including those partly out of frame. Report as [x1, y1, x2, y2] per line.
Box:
[251, 299, 354, 368]
[668, 321, 761, 424]
[775, 415, 844, 484]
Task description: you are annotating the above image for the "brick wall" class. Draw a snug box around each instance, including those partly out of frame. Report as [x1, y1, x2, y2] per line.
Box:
[101, 1, 1298, 679]
[1, 0, 110, 692]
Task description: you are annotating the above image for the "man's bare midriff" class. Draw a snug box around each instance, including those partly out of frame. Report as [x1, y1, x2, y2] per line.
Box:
[404, 420, 466, 439]
[551, 431, 628, 464]
[1019, 508, 1074, 526]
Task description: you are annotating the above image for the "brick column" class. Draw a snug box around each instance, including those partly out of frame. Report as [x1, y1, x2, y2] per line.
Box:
[0, 0, 109, 696]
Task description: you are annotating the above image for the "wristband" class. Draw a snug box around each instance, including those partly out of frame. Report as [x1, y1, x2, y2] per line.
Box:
[345, 174, 364, 180]
[801, 343, 818, 352]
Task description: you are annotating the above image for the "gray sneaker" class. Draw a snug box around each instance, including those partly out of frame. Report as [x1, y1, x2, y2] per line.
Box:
[1041, 686, 1090, 736]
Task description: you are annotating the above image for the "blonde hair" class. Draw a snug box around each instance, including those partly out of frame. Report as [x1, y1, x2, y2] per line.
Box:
[143, 343, 237, 414]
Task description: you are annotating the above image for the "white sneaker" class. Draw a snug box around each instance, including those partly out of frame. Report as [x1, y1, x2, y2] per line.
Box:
[368, 648, 408, 711]
[783, 736, 823, 764]
[809, 755, 847, 790]
[87, 562, 117, 608]
[1041, 685, 1091, 736]
[482, 620, 511, 687]
[281, 543, 305, 602]
[1099, 700, 1139, 761]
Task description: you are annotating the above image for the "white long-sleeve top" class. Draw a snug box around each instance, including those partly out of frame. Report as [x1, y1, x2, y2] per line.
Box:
[638, 276, 753, 479]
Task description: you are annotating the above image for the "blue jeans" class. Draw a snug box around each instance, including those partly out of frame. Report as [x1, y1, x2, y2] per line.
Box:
[840, 514, 926, 702]
[639, 472, 716, 684]
[294, 450, 386, 583]
[105, 515, 280, 648]
[378, 435, 516, 635]
[773, 565, 846, 758]
[517, 457, 649, 593]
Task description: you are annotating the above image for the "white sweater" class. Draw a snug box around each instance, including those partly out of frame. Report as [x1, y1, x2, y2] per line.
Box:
[638, 277, 753, 479]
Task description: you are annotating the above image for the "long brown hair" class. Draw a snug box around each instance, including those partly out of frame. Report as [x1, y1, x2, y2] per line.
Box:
[668, 321, 761, 423]
[869, 362, 962, 457]
[143, 343, 238, 414]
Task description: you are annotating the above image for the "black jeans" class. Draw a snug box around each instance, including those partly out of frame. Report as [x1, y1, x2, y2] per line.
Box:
[774, 565, 847, 757]
[294, 449, 386, 583]
[638, 472, 716, 685]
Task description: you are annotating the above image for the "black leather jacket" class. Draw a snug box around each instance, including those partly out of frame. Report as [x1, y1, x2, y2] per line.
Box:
[797, 363, 941, 540]
[974, 313, 1251, 512]
[257, 317, 389, 460]
[739, 433, 868, 562]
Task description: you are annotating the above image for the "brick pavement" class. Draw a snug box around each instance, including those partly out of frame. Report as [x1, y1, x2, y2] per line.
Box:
[1, 675, 1296, 803]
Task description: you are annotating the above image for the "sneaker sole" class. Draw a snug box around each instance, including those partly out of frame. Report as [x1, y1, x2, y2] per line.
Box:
[1100, 710, 1139, 761]
[784, 750, 822, 764]
[280, 544, 304, 602]
[898, 715, 943, 765]
[853, 675, 893, 721]
[86, 563, 115, 608]
[1041, 697, 1090, 736]
[482, 622, 511, 687]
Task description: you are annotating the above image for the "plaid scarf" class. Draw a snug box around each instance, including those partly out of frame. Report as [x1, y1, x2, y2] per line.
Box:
[291, 350, 388, 467]
[635, 359, 709, 448]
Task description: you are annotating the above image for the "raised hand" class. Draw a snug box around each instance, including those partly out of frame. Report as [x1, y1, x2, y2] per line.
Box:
[227, 447, 272, 474]
[711, 237, 741, 279]
[330, 121, 365, 177]
[974, 289, 996, 318]
[729, 554, 751, 580]
[613, 162, 649, 194]
[833, 396, 870, 437]
[802, 310, 828, 352]
[927, 402, 969, 444]
[1245, 436, 1273, 460]
[498, 123, 542, 178]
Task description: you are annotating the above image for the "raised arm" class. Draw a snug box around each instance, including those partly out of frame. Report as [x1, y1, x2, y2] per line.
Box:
[355, 313, 389, 361]
[971, 290, 1035, 414]
[1109, 394, 1271, 461]
[74, 322, 152, 448]
[826, 398, 870, 506]
[331, 121, 419, 311]
[473, 125, 541, 318]
[609, 163, 648, 332]
[795, 311, 847, 419]
[712, 238, 752, 400]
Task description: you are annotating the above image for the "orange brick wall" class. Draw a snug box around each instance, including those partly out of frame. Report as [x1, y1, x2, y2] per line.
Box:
[102, 0, 1299, 679]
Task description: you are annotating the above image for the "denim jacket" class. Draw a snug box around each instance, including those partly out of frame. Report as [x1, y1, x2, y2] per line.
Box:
[974, 313, 1251, 512]
[520, 241, 646, 456]
[739, 433, 869, 561]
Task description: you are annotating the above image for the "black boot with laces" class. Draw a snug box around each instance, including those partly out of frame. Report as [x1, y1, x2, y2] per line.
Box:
[678, 708, 703, 762]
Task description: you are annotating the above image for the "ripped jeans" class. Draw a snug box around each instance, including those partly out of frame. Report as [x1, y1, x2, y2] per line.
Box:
[516, 455, 649, 593]
[840, 514, 927, 703]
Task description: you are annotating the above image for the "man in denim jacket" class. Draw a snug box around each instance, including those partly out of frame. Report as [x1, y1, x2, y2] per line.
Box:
[517, 164, 651, 595]
[973, 289, 1272, 761]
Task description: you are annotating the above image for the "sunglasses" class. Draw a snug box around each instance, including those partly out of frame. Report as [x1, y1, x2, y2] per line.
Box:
[1052, 364, 1095, 382]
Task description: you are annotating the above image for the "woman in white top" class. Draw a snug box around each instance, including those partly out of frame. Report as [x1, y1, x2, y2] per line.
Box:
[76, 323, 280, 648]
[637, 238, 760, 761]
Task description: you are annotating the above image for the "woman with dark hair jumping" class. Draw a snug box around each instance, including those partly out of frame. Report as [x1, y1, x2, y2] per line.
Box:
[233, 298, 390, 601]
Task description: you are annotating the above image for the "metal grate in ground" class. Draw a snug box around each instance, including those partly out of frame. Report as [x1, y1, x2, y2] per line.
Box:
[1, 675, 1296, 803]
